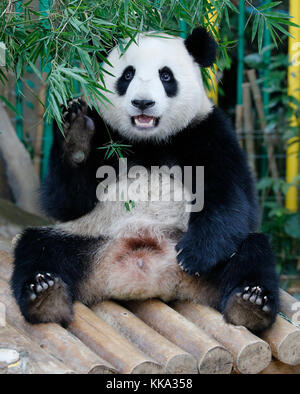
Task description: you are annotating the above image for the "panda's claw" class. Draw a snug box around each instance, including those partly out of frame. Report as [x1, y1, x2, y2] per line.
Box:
[27, 272, 58, 302]
[238, 285, 272, 312]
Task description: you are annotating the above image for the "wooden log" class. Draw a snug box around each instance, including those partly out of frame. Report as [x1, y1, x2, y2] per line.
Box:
[0, 278, 116, 374]
[0, 301, 6, 327]
[260, 359, 300, 374]
[126, 300, 233, 374]
[0, 324, 73, 374]
[92, 301, 198, 374]
[0, 250, 12, 281]
[69, 302, 163, 374]
[261, 315, 300, 366]
[279, 289, 300, 325]
[172, 302, 271, 374]
[0, 102, 40, 215]
[0, 237, 12, 254]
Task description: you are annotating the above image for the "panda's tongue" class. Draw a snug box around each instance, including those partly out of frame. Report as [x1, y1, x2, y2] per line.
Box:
[134, 115, 154, 128]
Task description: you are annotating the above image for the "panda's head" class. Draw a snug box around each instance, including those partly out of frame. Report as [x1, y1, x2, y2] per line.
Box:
[98, 27, 217, 142]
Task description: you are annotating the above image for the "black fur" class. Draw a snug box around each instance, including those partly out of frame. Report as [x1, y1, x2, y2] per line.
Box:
[11, 27, 278, 329]
[12, 101, 279, 329]
[184, 27, 217, 67]
[40, 105, 103, 221]
[159, 66, 178, 97]
[116, 65, 135, 96]
[210, 232, 279, 333]
[11, 227, 103, 325]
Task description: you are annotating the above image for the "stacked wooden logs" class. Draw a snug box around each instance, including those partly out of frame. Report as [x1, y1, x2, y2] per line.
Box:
[0, 249, 300, 374]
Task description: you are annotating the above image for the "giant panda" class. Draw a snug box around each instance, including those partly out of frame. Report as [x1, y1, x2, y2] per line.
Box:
[11, 27, 279, 333]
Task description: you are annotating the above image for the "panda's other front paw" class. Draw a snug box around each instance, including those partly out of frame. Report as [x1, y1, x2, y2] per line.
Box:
[175, 235, 215, 276]
[223, 285, 277, 333]
[62, 98, 95, 165]
[21, 272, 73, 327]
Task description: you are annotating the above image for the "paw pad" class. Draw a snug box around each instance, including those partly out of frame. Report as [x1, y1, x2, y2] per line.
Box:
[27, 273, 57, 301]
[239, 285, 271, 313]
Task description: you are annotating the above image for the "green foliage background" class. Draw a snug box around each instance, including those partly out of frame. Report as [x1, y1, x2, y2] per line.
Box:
[0, 0, 296, 126]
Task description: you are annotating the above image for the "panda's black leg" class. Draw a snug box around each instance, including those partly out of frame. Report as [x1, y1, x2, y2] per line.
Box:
[11, 227, 100, 326]
[209, 233, 279, 333]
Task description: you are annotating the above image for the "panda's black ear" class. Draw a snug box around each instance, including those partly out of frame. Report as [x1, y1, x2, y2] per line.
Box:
[184, 27, 217, 68]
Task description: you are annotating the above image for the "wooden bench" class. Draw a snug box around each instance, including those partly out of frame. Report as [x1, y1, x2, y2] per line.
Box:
[0, 249, 300, 374]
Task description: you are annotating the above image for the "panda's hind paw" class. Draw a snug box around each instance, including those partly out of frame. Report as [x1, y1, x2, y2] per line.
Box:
[223, 285, 277, 333]
[22, 272, 73, 327]
[239, 286, 271, 312]
[27, 272, 57, 301]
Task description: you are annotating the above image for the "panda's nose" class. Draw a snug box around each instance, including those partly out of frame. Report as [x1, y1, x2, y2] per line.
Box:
[131, 99, 155, 111]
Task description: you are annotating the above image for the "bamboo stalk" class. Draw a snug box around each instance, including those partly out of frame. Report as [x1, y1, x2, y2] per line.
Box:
[69, 302, 163, 374]
[235, 104, 244, 147]
[261, 315, 300, 365]
[172, 302, 271, 374]
[126, 300, 233, 374]
[92, 300, 198, 374]
[242, 82, 257, 178]
[33, 80, 47, 176]
[247, 69, 282, 205]
[279, 289, 300, 326]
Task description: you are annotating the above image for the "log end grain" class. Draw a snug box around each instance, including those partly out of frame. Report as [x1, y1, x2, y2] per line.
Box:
[131, 360, 164, 374]
[277, 329, 300, 366]
[88, 364, 117, 374]
[165, 353, 198, 374]
[236, 340, 271, 374]
[199, 346, 233, 374]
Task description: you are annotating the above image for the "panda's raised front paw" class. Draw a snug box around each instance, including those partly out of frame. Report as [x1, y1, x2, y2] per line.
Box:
[62, 98, 95, 165]
[175, 235, 215, 276]
[22, 272, 73, 327]
[223, 285, 277, 333]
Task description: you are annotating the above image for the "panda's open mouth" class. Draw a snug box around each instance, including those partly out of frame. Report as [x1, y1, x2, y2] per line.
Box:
[132, 115, 159, 129]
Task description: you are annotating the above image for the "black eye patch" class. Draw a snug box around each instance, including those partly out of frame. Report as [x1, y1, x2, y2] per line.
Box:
[116, 66, 135, 96]
[159, 66, 178, 97]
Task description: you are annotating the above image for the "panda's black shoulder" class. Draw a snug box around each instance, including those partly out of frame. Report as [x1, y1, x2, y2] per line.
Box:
[191, 106, 236, 142]
[174, 106, 243, 160]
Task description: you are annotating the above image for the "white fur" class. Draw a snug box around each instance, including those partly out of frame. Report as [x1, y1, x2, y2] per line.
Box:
[58, 167, 190, 238]
[97, 33, 213, 142]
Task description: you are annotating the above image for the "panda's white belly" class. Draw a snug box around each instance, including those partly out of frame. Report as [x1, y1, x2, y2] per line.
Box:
[59, 168, 190, 238]
[58, 169, 206, 304]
